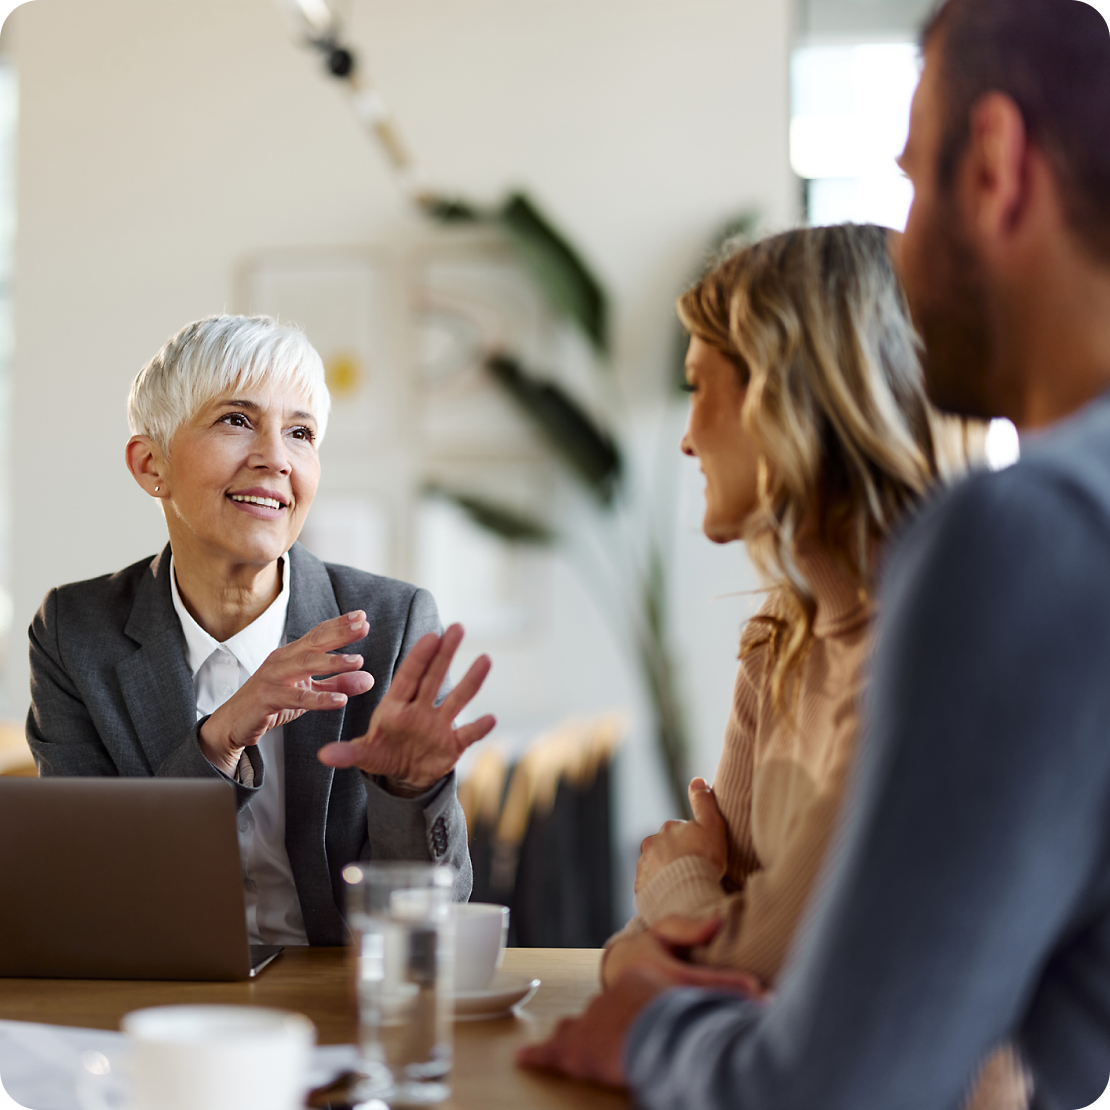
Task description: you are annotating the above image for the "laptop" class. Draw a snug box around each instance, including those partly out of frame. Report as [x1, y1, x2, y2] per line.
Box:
[0, 778, 283, 981]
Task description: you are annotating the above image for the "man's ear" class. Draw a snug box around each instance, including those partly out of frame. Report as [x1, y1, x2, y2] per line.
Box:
[125, 435, 166, 498]
[962, 92, 1031, 252]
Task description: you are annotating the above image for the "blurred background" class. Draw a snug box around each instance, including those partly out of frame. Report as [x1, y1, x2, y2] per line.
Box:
[0, 0, 1008, 937]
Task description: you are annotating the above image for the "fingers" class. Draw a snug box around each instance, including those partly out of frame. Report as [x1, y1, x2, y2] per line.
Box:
[515, 1042, 551, 1069]
[605, 932, 687, 986]
[611, 937, 759, 995]
[384, 632, 442, 703]
[316, 741, 364, 769]
[303, 612, 370, 651]
[454, 714, 497, 750]
[284, 650, 367, 684]
[517, 1017, 588, 1075]
[516, 1019, 630, 1087]
[242, 665, 358, 719]
[518, 977, 658, 1088]
[652, 913, 723, 949]
[688, 778, 725, 830]
[266, 625, 367, 684]
[313, 671, 375, 697]
[438, 653, 492, 720]
[659, 962, 762, 994]
[414, 624, 465, 705]
[646, 917, 761, 994]
[516, 1022, 573, 1071]
[291, 686, 350, 711]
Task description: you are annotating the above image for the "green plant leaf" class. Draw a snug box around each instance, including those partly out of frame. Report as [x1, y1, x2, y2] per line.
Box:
[486, 354, 621, 502]
[420, 194, 484, 223]
[497, 192, 609, 356]
[424, 484, 556, 544]
[416, 190, 610, 355]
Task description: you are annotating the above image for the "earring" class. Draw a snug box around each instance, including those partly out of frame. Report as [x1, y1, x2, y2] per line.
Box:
[154, 486, 160, 493]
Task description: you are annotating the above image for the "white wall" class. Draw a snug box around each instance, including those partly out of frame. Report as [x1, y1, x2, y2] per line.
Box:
[2, 0, 792, 911]
[800, 0, 935, 43]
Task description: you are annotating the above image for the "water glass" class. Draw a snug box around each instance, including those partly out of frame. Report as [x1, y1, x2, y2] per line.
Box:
[344, 862, 455, 1106]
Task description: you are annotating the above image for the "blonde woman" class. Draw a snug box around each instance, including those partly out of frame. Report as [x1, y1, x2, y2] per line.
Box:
[602, 225, 1024, 1109]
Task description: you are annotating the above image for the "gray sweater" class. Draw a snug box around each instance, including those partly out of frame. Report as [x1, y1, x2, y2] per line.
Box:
[627, 394, 1110, 1110]
[27, 541, 472, 945]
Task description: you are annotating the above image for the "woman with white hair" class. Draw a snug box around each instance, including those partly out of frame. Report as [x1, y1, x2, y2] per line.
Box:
[27, 314, 494, 946]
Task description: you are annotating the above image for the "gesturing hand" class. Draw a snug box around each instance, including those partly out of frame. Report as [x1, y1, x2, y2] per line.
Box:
[635, 777, 729, 894]
[316, 623, 495, 793]
[601, 916, 764, 993]
[199, 611, 375, 777]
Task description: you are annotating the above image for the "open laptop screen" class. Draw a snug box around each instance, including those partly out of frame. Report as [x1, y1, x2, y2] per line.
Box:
[0, 778, 259, 981]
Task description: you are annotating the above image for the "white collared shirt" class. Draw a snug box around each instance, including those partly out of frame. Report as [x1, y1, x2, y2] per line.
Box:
[169, 554, 309, 946]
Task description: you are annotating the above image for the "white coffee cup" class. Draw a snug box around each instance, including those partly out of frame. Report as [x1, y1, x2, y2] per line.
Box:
[79, 1005, 315, 1110]
[453, 903, 509, 991]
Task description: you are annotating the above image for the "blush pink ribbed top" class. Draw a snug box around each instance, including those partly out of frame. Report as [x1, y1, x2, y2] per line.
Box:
[635, 545, 868, 978]
[616, 544, 1028, 1110]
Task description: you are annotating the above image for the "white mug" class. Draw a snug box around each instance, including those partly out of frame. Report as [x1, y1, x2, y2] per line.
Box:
[453, 903, 509, 991]
[78, 1005, 314, 1110]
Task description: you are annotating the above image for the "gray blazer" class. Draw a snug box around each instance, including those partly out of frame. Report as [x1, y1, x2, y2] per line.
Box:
[27, 542, 472, 945]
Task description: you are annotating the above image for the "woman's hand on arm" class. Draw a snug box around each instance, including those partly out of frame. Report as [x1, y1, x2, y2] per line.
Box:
[198, 611, 375, 776]
[602, 916, 764, 992]
[635, 778, 729, 894]
[316, 622, 496, 793]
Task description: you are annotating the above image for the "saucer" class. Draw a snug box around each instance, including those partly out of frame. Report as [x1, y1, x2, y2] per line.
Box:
[451, 971, 541, 1021]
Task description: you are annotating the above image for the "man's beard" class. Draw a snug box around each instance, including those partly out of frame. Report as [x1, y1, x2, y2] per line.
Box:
[909, 199, 998, 421]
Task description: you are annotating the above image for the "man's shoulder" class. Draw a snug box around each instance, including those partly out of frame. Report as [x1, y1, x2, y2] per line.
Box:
[934, 398, 1110, 541]
[1018, 393, 1110, 509]
[888, 401, 1110, 603]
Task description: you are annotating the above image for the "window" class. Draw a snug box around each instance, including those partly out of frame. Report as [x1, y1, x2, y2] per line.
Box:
[792, 41, 919, 231]
[791, 41, 1019, 470]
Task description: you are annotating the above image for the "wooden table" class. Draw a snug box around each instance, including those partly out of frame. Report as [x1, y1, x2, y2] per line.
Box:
[0, 947, 627, 1109]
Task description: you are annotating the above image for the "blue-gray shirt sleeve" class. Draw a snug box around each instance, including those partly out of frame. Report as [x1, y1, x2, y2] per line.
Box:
[625, 465, 1110, 1110]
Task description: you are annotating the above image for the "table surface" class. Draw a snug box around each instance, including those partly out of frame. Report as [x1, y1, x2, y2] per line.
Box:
[0, 947, 627, 1109]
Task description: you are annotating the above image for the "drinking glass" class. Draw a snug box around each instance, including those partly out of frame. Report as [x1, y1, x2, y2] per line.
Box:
[344, 862, 455, 1106]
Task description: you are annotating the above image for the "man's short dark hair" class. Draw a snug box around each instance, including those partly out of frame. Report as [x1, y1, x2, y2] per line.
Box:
[923, 0, 1110, 262]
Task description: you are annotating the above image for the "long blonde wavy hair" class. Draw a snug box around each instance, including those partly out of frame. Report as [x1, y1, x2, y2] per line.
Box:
[678, 224, 941, 708]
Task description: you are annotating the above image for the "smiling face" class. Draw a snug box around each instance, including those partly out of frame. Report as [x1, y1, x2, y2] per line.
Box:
[680, 336, 762, 544]
[897, 45, 995, 419]
[156, 384, 321, 572]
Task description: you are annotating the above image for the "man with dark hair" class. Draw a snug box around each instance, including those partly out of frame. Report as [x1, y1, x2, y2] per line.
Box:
[908, 0, 1110, 421]
[518, 1, 1110, 1106]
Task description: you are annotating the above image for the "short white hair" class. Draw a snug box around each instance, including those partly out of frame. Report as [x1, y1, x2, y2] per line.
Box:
[127, 314, 331, 451]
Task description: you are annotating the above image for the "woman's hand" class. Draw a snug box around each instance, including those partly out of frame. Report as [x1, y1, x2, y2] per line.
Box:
[198, 611, 375, 776]
[601, 916, 763, 992]
[635, 778, 729, 894]
[317, 623, 496, 793]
